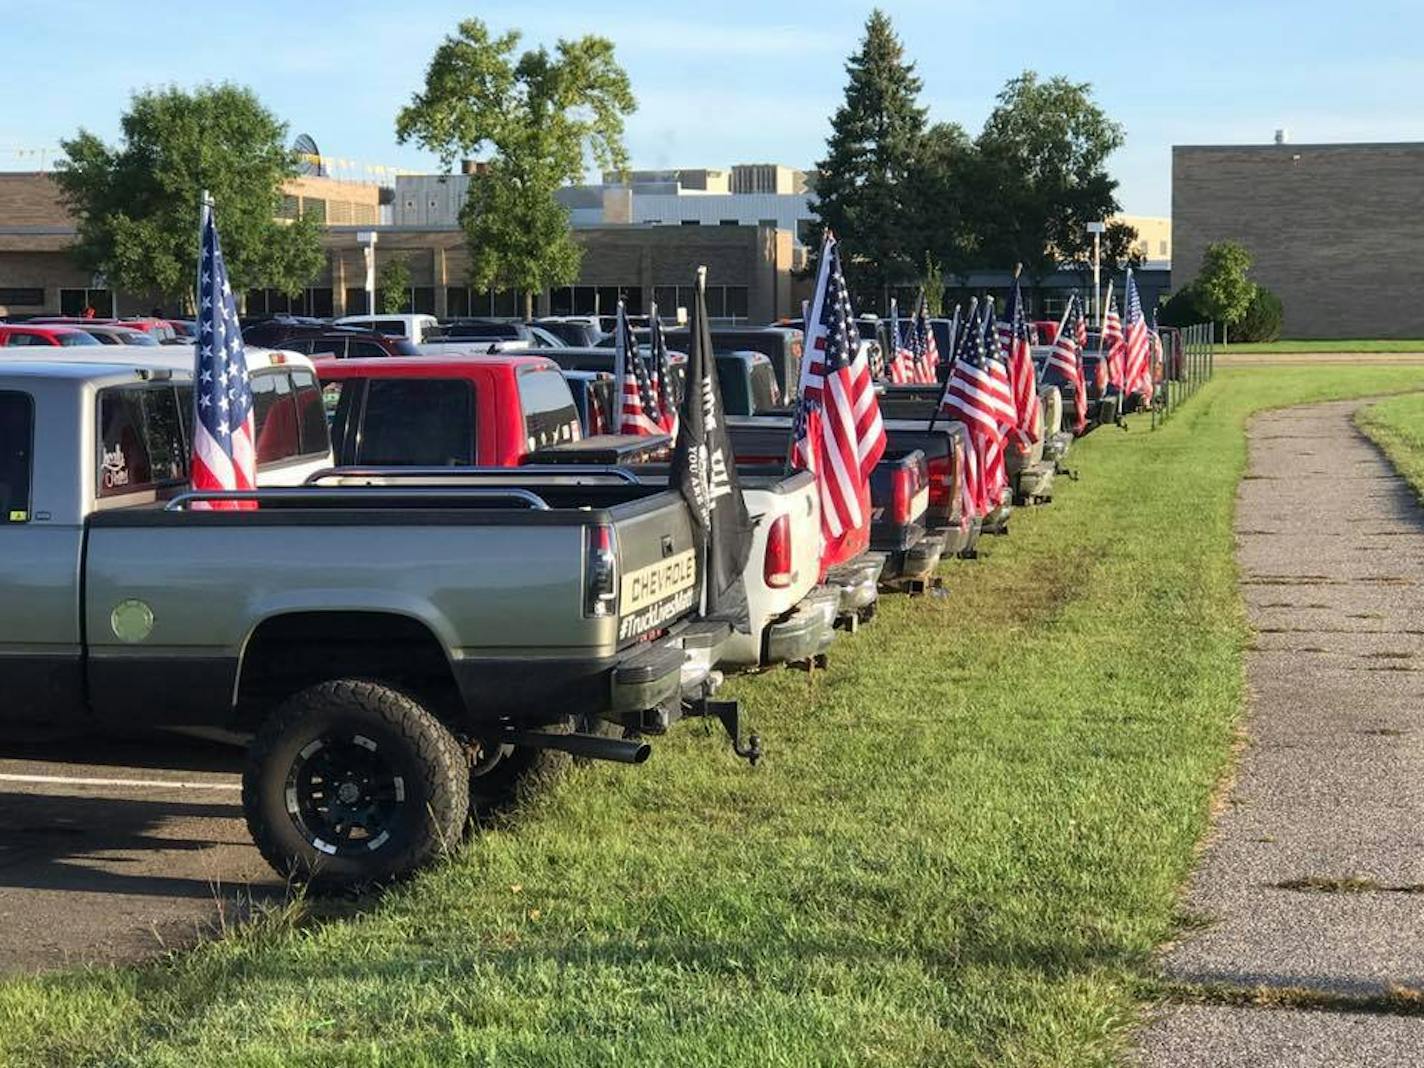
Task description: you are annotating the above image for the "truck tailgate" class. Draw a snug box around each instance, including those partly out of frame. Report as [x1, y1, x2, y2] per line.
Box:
[608, 491, 699, 645]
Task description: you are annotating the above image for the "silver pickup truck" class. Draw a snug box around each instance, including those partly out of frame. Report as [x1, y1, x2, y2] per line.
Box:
[0, 357, 738, 888]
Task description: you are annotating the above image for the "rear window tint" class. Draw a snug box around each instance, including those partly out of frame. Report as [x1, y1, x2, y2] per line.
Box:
[347, 340, 388, 359]
[517, 368, 580, 452]
[97, 385, 188, 497]
[251, 370, 330, 465]
[358, 378, 474, 465]
[749, 362, 780, 413]
[293, 371, 329, 457]
[0, 391, 34, 522]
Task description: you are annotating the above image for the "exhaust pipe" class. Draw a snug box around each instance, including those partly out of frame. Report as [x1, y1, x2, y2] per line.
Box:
[501, 729, 651, 765]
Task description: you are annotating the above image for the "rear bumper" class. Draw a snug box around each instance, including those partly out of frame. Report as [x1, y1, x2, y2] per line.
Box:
[763, 585, 839, 666]
[882, 531, 946, 586]
[827, 552, 886, 616]
[451, 620, 730, 732]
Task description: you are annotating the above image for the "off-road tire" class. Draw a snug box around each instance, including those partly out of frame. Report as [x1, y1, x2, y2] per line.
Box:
[243, 679, 468, 891]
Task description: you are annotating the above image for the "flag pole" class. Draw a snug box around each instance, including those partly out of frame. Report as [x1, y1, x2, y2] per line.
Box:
[927, 299, 972, 434]
[1054, 295, 1073, 342]
[694, 264, 711, 619]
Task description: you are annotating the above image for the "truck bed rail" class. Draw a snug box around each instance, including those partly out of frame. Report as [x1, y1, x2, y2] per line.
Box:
[164, 486, 551, 511]
[304, 465, 642, 486]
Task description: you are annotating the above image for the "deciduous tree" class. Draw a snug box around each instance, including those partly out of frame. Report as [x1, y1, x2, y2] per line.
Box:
[1194, 240, 1257, 340]
[54, 84, 323, 310]
[396, 18, 636, 320]
[377, 254, 412, 314]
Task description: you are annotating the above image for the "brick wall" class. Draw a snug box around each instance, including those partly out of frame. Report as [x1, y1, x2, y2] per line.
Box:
[1173, 144, 1424, 338]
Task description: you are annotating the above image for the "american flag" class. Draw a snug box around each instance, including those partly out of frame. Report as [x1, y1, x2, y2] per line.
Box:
[793, 232, 886, 540]
[648, 303, 679, 436]
[1004, 277, 1041, 447]
[613, 300, 661, 436]
[1122, 269, 1154, 405]
[909, 295, 940, 384]
[191, 199, 255, 507]
[940, 298, 1014, 517]
[1074, 291, 1089, 349]
[1102, 290, 1126, 392]
[1045, 295, 1088, 435]
[887, 297, 916, 384]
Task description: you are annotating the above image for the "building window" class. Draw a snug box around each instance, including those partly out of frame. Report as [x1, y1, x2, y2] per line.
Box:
[680, 220, 701, 226]
[303, 198, 327, 224]
[58, 288, 113, 317]
[277, 194, 300, 220]
[0, 288, 44, 307]
[1159, 240, 1168, 255]
[652, 285, 747, 321]
[344, 288, 369, 316]
[719, 219, 739, 226]
[447, 287, 525, 317]
[446, 286, 471, 318]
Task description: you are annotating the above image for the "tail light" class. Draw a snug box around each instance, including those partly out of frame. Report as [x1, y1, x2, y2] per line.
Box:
[763, 513, 793, 589]
[892, 466, 914, 525]
[583, 524, 619, 617]
[927, 453, 953, 510]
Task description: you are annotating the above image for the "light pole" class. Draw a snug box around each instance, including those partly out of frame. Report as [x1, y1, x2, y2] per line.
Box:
[357, 230, 378, 315]
[1086, 220, 1105, 328]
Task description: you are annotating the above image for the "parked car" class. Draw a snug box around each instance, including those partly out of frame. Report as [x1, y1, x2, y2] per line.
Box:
[534, 318, 605, 348]
[333, 314, 439, 344]
[243, 320, 420, 358]
[715, 350, 782, 415]
[600, 326, 804, 402]
[1, 354, 736, 888]
[64, 324, 159, 347]
[30, 317, 178, 343]
[315, 356, 836, 672]
[0, 324, 101, 347]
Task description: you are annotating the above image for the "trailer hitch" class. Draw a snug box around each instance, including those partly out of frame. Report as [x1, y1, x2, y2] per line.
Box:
[687, 698, 761, 766]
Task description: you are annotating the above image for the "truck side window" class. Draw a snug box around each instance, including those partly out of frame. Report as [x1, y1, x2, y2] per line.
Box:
[0, 391, 34, 522]
[518, 368, 581, 452]
[96, 386, 188, 497]
[358, 379, 474, 466]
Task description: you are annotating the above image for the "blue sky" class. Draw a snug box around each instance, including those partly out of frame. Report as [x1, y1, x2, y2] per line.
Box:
[2, 1, 1419, 216]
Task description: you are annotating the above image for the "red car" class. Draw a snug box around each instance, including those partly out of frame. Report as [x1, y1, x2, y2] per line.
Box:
[30, 316, 177, 342]
[0, 324, 101, 347]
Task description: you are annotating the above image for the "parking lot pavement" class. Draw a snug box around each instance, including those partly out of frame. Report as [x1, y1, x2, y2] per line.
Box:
[0, 732, 283, 974]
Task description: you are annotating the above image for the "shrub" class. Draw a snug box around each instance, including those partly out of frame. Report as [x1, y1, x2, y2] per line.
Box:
[1156, 284, 1204, 328]
[1230, 286, 1284, 343]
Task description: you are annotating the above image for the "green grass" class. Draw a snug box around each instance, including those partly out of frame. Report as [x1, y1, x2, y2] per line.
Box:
[1358, 391, 1424, 496]
[5, 366, 1424, 1067]
[1223, 339, 1424, 354]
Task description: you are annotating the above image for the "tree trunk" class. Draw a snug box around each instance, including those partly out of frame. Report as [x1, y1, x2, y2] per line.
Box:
[524, 289, 534, 322]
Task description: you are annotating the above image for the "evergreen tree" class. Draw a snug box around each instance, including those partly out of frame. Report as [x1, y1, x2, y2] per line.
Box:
[811, 9, 926, 311]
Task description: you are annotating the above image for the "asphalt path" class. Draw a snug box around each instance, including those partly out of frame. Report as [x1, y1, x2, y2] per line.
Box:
[0, 731, 283, 974]
[1135, 399, 1424, 1064]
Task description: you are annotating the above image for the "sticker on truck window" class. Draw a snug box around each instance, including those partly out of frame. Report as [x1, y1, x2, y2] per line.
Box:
[618, 550, 697, 640]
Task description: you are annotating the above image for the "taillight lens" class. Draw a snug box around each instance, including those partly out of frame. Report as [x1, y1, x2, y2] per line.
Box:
[763, 513, 793, 589]
[927, 453, 952, 509]
[892, 466, 913, 525]
[584, 524, 618, 617]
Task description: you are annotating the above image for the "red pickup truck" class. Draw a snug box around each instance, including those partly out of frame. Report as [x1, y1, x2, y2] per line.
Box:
[317, 355, 583, 466]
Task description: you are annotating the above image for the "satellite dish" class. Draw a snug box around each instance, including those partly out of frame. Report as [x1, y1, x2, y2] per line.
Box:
[293, 134, 324, 177]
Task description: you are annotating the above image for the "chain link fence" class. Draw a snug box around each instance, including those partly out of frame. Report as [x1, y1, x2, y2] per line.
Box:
[1151, 322, 1215, 428]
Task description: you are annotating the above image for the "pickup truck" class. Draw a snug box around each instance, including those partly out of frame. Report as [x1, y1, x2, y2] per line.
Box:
[535, 346, 781, 418]
[728, 413, 978, 561]
[562, 369, 616, 436]
[597, 327, 804, 402]
[314, 357, 837, 673]
[1, 356, 737, 889]
[722, 417, 943, 595]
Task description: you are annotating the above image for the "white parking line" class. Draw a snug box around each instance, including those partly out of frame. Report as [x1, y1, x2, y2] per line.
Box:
[0, 773, 240, 791]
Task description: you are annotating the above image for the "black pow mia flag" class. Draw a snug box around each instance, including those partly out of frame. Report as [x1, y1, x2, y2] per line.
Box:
[672, 267, 753, 631]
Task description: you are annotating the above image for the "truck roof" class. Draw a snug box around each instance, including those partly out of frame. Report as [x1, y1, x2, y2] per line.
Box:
[316, 354, 564, 378]
[0, 344, 319, 380]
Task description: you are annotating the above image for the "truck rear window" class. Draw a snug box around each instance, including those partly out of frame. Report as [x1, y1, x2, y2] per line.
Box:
[97, 384, 188, 497]
[250, 369, 330, 465]
[358, 378, 474, 465]
[518, 367, 580, 452]
[0, 391, 33, 522]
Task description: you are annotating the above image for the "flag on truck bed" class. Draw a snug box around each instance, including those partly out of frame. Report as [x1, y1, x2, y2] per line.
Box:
[910, 295, 940, 384]
[613, 300, 662, 436]
[191, 198, 255, 507]
[1102, 290, 1126, 393]
[941, 300, 1014, 516]
[1122, 269, 1154, 406]
[792, 231, 887, 540]
[887, 298, 916, 384]
[673, 269, 752, 629]
[648, 304, 679, 436]
[1004, 276, 1040, 447]
[1046, 295, 1088, 435]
